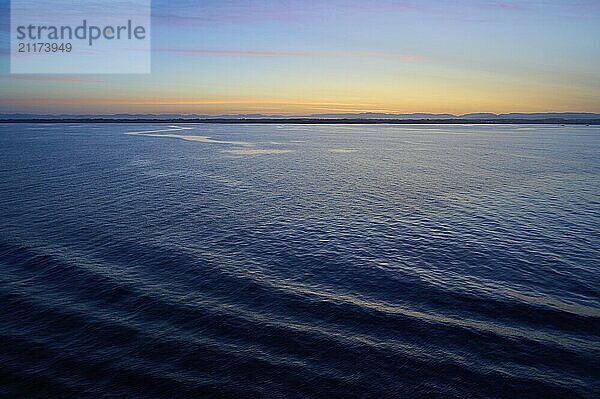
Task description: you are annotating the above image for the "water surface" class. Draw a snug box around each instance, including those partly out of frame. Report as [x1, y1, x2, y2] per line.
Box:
[0, 123, 598, 398]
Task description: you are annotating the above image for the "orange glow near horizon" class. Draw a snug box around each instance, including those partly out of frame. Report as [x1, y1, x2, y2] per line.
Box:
[3, 88, 598, 115]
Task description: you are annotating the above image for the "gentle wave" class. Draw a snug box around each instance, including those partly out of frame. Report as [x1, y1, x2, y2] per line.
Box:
[1, 123, 598, 398]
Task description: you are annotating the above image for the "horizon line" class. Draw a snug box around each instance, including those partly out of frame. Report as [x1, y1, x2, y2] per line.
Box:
[2, 111, 600, 117]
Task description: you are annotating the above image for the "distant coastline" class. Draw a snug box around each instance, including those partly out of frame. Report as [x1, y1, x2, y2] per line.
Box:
[1, 118, 599, 125]
[2, 112, 599, 125]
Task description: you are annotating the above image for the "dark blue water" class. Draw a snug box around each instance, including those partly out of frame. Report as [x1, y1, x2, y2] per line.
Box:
[0, 123, 598, 398]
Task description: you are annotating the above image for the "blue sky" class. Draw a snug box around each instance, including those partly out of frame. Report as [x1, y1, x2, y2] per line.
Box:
[1, 0, 599, 114]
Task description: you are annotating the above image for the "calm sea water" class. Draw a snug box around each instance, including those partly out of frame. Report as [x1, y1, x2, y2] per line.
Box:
[0, 123, 598, 398]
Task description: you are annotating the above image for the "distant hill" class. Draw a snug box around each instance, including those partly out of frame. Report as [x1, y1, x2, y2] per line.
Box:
[309, 112, 600, 120]
[463, 112, 600, 120]
[309, 112, 457, 120]
[2, 112, 599, 121]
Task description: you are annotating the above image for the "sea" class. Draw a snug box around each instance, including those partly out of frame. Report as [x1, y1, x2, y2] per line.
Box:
[0, 123, 598, 398]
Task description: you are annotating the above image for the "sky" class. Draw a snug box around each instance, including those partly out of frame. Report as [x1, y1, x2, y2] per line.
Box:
[1, 0, 600, 115]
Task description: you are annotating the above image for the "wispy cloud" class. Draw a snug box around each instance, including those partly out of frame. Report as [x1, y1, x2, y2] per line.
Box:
[151, 0, 600, 27]
[152, 0, 425, 26]
[154, 48, 421, 62]
[0, 75, 103, 83]
[0, 96, 376, 109]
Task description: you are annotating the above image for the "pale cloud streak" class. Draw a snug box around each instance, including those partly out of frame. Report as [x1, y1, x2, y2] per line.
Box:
[154, 48, 421, 62]
[0, 75, 103, 83]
